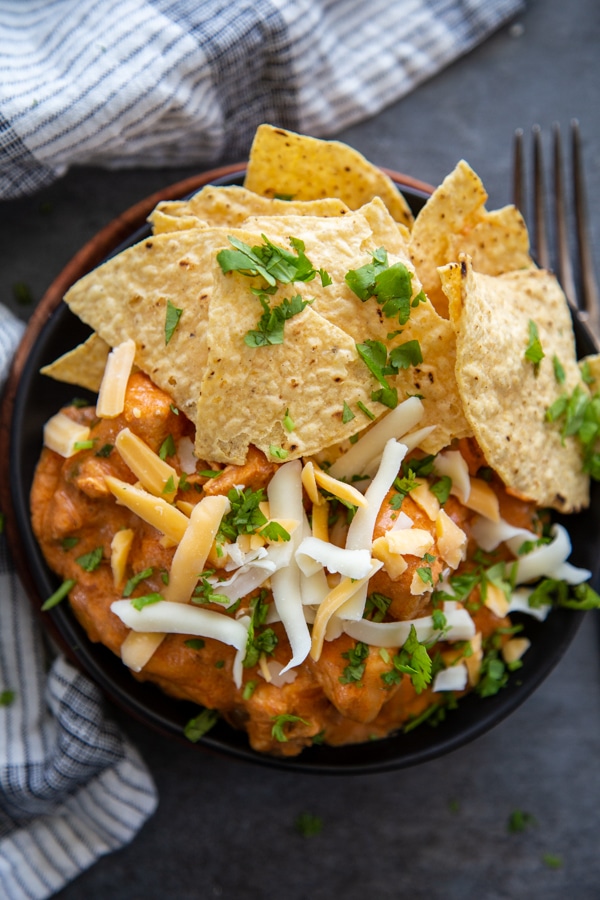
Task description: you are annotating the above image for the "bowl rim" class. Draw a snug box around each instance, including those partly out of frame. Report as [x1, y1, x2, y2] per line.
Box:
[0, 164, 588, 775]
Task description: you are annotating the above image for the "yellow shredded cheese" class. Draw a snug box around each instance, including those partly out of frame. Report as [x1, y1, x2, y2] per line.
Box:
[312, 466, 368, 509]
[96, 338, 136, 418]
[43, 413, 90, 458]
[484, 582, 510, 617]
[120, 630, 166, 672]
[115, 427, 179, 501]
[464, 632, 483, 686]
[311, 500, 329, 542]
[502, 636, 531, 665]
[110, 528, 134, 588]
[301, 461, 321, 505]
[410, 479, 440, 521]
[164, 494, 230, 604]
[385, 527, 434, 557]
[463, 477, 500, 522]
[104, 475, 189, 543]
[371, 536, 408, 580]
[435, 508, 467, 569]
[310, 563, 380, 661]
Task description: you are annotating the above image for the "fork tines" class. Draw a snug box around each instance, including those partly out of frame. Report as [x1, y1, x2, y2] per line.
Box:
[512, 120, 600, 341]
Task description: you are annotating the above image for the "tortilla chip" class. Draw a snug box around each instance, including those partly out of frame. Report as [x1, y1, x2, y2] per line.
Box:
[244, 125, 413, 228]
[41, 332, 111, 392]
[409, 160, 534, 318]
[440, 256, 589, 512]
[64, 227, 260, 420]
[235, 207, 470, 453]
[149, 185, 352, 235]
[194, 266, 385, 464]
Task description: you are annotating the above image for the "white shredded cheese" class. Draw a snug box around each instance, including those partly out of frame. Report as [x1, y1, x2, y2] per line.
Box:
[295, 536, 372, 580]
[343, 601, 475, 647]
[328, 396, 423, 481]
[432, 663, 468, 692]
[268, 460, 311, 673]
[434, 450, 471, 503]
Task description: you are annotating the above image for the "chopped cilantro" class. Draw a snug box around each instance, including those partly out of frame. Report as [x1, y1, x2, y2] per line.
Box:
[345, 248, 414, 323]
[430, 475, 452, 504]
[242, 680, 257, 700]
[269, 444, 289, 460]
[60, 536, 79, 550]
[0, 689, 16, 707]
[475, 648, 508, 697]
[295, 813, 323, 837]
[217, 233, 328, 288]
[390, 470, 419, 509]
[356, 340, 398, 409]
[41, 579, 76, 611]
[380, 624, 432, 693]
[507, 809, 537, 833]
[76, 546, 103, 572]
[271, 713, 310, 742]
[123, 567, 154, 598]
[528, 577, 600, 610]
[73, 439, 95, 451]
[199, 468, 222, 479]
[363, 592, 392, 622]
[416, 566, 434, 586]
[162, 475, 176, 495]
[184, 708, 219, 742]
[159, 434, 176, 460]
[388, 339, 423, 370]
[546, 383, 600, 480]
[356, 400, 376, 420]
[245, 292, 312, 347]
[542, 853, 563, 870]
[342, 400, 355, 423]
[244, 592, 278, 668]
[283, 408, 295, 432]
[95, 443, 114, 458]
[259, 520, 291, 542]
[580, 359, 595, 385]
[524, 319, 544, 373]
[13, 281, 33, 305]
[184, 638, 206, 651]
[339, 641, 369, 685]
[165, 299, 183, 344]
[130, 592, 163, 610]
[192, 575, 230, 606]
[552, 354, 566, 384]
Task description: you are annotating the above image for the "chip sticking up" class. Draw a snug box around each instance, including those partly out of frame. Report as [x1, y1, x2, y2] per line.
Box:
[440, 255, 588, 512]
[409, 160, 533, 318]
[244, 124, 414, 228]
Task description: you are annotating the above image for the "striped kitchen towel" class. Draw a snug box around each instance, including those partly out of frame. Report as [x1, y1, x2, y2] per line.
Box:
[0, 305, 158, 900]
[0, 0, 524, 199]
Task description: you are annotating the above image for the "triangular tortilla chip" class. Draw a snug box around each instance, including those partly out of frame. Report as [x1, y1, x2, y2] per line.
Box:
[244, 124, 413, 228]
[41, 332, 111, 392]
[440, 256, 589, 512]
[194, 266, 385, 464]
[409, 160, 534, 317]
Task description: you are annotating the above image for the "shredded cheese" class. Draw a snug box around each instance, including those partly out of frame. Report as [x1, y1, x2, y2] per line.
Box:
[434, 450, 471, 503]
[120, 630, 166, 672]
[110, 528, 134, 588]
[432, 663, 468, 692]
[371, 536, 408, 580]
[43, 413, 90, 458]
[435, 508, 467, 569]
[164, 494, 230, 604]
[96, 338, 136, 418]
[115, 427, 179, 501]
[328, 396, 423, 481]
[343, 601, 475, 647]
[410, 479, 440, 521]
[502, 636, 531, 665]
[296, 535, 372, 580]
[310, 561, 382, 661]
[463, 477, 500, 521]
[312, 466, 368, 509]
[104, 475, 189, 543]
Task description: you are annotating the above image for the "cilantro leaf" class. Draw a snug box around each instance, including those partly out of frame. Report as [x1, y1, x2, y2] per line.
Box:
[165, 299, 183, 345]
[271, 713, 310, 742]
[184, 708, 219, 742]
[339, 641, 369, 685]
[130, 592, 163, 610]
[217, 234, 327, 287]
[76, 546, 103, 572]
[245, 292, 311, 347]
[388, 339, 423, 370]
[345, 249, 414, 323]
[41, 579, 76, 611]
[295, 813, 323, 837]
[382, 624, 432, 694]
[123, 566, 154, 598]
[524, 319, 545, 373]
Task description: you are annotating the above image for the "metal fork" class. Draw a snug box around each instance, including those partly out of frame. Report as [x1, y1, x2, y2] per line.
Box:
[512, 120, 600, 347]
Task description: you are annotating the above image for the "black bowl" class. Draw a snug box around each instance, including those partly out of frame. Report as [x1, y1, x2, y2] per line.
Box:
[2, 168, 596, 774]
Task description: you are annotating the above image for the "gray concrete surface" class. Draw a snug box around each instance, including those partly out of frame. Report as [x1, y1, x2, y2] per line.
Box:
[2, 0, 599, 896]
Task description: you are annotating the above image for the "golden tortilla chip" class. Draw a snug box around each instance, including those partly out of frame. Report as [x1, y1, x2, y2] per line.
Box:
[409, 160, 534, 318]
[194, 265, 384, 464]
[440, 256, 589, 512]
[41, 332, 111, 392]
[244, 125, 413, 228]
[64, 227, 260, 420]
[149, 185, 352, 234]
